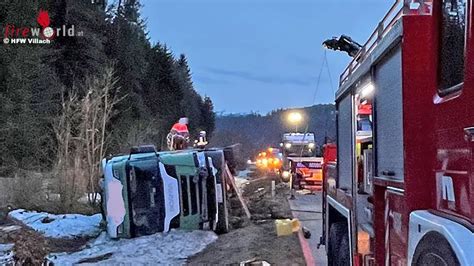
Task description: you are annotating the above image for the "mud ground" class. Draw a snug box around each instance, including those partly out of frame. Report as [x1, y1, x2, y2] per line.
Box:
[188, 174, 306, 265]
[0, 216, 90, 265]
[1, 173, 307, 265]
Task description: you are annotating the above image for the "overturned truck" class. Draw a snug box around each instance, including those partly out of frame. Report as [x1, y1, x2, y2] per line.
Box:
[101, 146, 239, 238]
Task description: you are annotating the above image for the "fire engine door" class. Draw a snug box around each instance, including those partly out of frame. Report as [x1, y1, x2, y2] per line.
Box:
[385, 188, 407, 265]
[434, 0, 472, 221]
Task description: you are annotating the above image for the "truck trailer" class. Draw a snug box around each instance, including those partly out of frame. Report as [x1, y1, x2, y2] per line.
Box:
[321, 0, 474, 265]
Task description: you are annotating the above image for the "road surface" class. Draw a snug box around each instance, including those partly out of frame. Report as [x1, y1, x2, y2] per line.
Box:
[289, 192, 327, 265]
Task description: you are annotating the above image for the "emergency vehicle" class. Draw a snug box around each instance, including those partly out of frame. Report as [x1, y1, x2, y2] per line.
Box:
[280, 133, 323, 190]
[256, 148, 283, 173]
[321, 0, 474, 265]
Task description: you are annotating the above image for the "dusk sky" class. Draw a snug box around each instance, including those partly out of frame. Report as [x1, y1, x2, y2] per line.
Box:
[141, 0, 393, 114]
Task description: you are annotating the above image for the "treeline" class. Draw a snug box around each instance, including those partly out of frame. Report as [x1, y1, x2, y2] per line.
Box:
[210, 104, 336, 161]
[0, 0, 215, 177]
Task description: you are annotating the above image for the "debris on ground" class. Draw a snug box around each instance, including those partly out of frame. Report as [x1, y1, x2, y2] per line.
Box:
[275, 218, 300, 237]
[0, 225, 21, 233]
[0, 216, 91, 265]
[48, 230, 217, 265]
[235, 176, 251, 189]
[302, 226, 312, 239]
[226, 165, 252, 219]
[240, 258, 271, 266]
[188, 172, 305, 265]
[9, 209, 102, 239]
[296, 189, 314, 195]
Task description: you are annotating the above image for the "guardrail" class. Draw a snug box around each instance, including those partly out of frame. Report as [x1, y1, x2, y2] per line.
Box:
[339, 0, 405, 85]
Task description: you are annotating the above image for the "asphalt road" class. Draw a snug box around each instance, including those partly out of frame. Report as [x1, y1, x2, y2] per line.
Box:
[288, 192, 327, 265]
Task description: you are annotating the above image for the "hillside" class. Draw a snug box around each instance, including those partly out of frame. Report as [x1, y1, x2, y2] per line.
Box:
[210, 104, 336, 160]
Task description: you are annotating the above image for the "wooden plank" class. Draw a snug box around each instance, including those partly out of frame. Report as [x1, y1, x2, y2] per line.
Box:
[224, 164, 251, 219]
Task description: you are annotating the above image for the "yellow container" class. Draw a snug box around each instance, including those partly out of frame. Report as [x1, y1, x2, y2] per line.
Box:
[275, 219, 292, 236]
[275, 219, 301, 236]
[291, 218, 301, 232]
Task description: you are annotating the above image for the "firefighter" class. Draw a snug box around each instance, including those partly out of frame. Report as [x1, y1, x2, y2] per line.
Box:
[167, 117, 190, 150]
[194, 131, 208, 149]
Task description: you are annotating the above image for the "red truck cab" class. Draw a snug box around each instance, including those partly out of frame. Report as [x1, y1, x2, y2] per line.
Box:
[322, 1, 474, 265]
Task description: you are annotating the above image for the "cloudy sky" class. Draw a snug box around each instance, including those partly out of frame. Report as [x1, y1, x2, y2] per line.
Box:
[141, 0, 393, 114]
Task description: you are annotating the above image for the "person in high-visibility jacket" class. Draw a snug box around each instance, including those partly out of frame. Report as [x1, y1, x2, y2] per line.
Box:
[167, 117, 189, 150]
[171, 117, 189, 135]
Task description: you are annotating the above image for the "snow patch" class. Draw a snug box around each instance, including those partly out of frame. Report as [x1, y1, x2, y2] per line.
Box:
[0, 243, 14, 265]
[9, 209, 102, 239]
[235, 177, 250, 189]
[235, 170, 251, 189]
[48, 230, 218, 265]
[238, 169, 252, 179]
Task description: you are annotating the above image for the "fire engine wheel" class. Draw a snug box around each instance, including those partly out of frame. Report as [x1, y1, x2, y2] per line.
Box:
[338, 231, 350, 265]
[412, 232, 459, 266]
[328, 222, 350, 266]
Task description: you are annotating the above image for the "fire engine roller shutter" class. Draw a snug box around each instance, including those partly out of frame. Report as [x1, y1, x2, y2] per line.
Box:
[374, 46, 404, 180]
[337, 94, 353, 190]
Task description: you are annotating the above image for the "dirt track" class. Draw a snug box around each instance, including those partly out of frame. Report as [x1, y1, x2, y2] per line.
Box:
[188, 175, 305, 265]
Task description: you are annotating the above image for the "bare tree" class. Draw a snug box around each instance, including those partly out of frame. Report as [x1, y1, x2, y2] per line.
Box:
[81, 67, 124, 204]
[53, 88, 81, 209]
[53, 67, 124, 210]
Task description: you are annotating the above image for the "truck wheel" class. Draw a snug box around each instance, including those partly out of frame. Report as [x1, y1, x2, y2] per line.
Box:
[328, 222, 345, 266]
[337, 230, 350, 266]
[413, 232, 459, 266]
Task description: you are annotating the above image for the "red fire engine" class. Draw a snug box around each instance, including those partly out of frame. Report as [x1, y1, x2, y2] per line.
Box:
[321, 0, 474, 265]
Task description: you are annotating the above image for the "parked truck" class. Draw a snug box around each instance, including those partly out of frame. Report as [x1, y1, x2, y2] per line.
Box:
[321, 0, 474, 265]
[280, 133, 323, 190]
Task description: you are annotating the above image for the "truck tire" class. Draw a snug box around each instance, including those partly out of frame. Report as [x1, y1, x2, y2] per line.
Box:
[337, 230, 350, 266]
[412, 232, 460, 266]
[328, 222, 346, 266]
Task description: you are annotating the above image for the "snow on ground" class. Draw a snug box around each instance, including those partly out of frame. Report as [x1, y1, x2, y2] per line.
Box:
[238, 169, 252, 179]
[48, 230, 218, 265]
[0, 243, 14, 265]
[9, 209, 102, 239]
[235, 170, 251, 189]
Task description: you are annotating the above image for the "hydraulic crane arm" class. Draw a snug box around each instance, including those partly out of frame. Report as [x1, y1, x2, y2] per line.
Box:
[323, 35, 362, 58]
